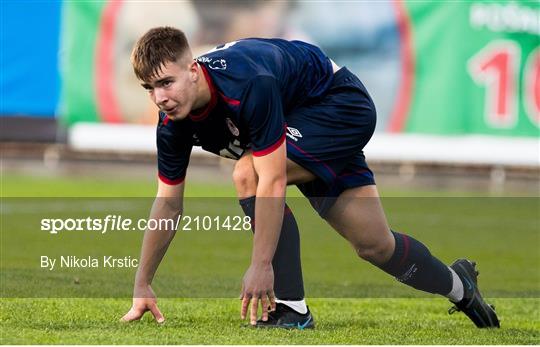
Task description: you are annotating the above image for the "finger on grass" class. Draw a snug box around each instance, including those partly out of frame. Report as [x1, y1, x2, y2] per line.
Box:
[250, 296, 259, 325]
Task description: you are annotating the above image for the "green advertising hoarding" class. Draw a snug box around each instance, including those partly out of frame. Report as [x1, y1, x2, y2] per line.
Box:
[60, 1, 106, 124]
[60, 1, 539, 138]
[391, 0, 539, 136]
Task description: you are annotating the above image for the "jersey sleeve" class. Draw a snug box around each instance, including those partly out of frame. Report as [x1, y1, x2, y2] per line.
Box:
[156, 114, 193, 185]
[240, 75, 286, 157]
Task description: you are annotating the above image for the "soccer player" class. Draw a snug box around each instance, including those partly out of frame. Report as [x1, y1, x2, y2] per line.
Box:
[121, 27, 500, 329]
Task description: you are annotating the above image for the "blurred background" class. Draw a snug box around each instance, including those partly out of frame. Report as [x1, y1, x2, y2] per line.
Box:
[1, 0, 539, 195]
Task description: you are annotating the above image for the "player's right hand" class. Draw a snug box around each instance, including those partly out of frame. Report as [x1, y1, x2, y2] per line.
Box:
[120, 285, 165, 323]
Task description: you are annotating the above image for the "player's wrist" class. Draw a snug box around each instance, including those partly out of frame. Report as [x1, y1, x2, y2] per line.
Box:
[134, 280, 151, 287]
[133, 282, 154, 298]
[134, 272, 153, 288]
[250, 259, 273, 268]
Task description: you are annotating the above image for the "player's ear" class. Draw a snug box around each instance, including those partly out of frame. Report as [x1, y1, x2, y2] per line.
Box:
[190, 61, 199, 82]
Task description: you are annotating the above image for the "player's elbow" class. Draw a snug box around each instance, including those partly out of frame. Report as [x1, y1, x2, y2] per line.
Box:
[257, 174, 287, 197]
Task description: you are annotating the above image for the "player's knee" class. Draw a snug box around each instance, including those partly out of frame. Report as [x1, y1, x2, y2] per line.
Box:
[354, 238, 394, 265]
[232, 162, 258, 196]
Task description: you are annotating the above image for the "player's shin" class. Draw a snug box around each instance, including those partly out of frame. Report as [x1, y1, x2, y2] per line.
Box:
[378, 230, 453, 296]
[239, 197, 306, 305]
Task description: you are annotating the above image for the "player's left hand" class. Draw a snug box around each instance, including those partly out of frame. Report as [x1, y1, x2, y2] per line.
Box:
[240, 262, 276, 325]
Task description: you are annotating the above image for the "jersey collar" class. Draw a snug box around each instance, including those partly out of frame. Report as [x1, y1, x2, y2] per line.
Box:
[189, 64, 217, 122]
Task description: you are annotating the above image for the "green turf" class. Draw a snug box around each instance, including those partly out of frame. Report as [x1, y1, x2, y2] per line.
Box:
[2, 173, 522, 198]
[0, 173, 237, 197]
[1, 173, 539, 344]
[1, 298, 538, 344]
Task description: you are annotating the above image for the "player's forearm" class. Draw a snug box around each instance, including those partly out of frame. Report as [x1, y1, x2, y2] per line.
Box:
[134, 197, 182, 289]
[251, 178, 286, 265]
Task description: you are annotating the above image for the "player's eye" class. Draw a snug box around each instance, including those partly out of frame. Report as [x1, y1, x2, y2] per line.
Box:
[162, 80, 172, 87]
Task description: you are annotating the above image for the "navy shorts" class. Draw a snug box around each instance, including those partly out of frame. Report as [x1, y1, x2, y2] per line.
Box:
[285, 67, 377, 217]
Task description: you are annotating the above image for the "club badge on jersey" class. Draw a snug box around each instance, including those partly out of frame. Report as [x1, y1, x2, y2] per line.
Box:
[218, 118, 245, 159]
[192, 111, 250, 160]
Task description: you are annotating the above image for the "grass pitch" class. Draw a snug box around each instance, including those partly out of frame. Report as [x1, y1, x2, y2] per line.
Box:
[1, 173, 539, 344]
[1, 298, 538, 344]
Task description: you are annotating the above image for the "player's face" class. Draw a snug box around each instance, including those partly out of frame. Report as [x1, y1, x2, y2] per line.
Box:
[141, 60, 199, 121]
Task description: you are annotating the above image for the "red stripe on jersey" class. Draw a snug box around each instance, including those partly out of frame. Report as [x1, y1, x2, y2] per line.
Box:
[158, 172, 185, 185]
[219, 92, 241, 106]
[252, 132, 285, 157]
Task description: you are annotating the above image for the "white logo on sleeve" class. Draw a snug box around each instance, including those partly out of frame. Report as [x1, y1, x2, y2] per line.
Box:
[197, 57, 212, 63]
[209, 59, 227, 70]
[286, 127, 303, 142]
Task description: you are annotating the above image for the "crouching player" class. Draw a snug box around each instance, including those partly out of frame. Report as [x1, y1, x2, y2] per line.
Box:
[121, 26, 500, 329]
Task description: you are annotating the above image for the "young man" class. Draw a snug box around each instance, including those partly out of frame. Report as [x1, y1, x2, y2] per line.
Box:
[121, 27, 500, 329]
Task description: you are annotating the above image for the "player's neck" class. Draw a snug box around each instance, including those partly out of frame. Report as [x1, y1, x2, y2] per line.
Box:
[192, 64, 211, 111]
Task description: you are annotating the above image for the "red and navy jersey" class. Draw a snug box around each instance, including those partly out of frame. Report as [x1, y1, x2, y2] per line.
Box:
[157, 38, 334, 185]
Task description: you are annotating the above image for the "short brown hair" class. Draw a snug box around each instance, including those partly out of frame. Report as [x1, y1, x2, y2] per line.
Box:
[131, 26, 191, 81]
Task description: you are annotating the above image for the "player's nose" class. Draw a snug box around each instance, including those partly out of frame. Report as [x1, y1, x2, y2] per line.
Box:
[154, 88, 169, 105]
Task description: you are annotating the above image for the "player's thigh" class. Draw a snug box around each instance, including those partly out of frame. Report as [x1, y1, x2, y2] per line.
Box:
[233, 151, 315, 186]
[325, 185, 393, 252]
[286, 159, 316, 185]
